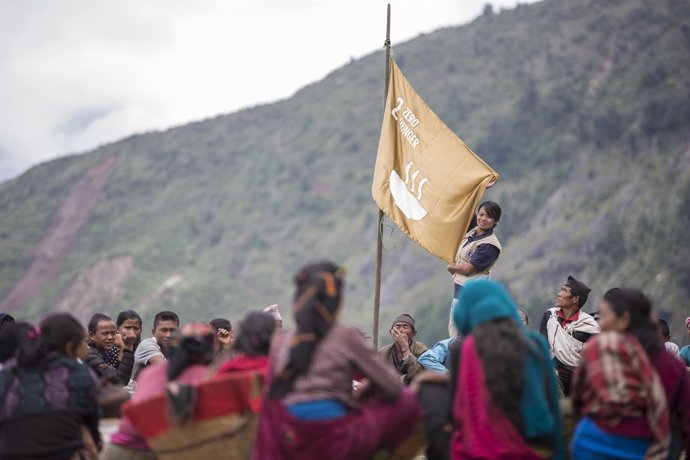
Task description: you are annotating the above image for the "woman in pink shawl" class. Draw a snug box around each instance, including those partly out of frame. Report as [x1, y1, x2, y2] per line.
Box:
[450, 279, 565, 460]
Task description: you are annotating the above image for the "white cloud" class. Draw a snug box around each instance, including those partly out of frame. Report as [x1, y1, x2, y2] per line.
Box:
[0, 0, 537, 180]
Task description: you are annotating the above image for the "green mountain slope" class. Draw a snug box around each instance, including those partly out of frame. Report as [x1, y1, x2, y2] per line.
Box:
[1, 0, 689, 345]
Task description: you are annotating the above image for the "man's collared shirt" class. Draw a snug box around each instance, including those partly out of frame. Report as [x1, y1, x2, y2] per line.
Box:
[556, 309, 580, 328]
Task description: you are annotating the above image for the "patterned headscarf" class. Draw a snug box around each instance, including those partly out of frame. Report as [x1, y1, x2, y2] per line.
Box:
[269, 261, 345, 398]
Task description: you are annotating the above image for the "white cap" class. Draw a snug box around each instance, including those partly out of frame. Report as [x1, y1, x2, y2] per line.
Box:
[263, 304, 282, 321]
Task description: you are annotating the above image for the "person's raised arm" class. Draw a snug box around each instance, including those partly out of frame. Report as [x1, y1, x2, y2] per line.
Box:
[349, 331, 402, 402]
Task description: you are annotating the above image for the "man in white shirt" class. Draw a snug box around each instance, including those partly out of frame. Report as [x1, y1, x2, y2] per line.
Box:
[129, 310, 179, 387]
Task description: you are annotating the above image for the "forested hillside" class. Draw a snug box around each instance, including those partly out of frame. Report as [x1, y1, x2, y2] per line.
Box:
[1, 0, 688, 344]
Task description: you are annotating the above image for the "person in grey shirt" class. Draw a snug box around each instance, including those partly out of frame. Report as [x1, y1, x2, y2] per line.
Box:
[128, 310, 179, 389]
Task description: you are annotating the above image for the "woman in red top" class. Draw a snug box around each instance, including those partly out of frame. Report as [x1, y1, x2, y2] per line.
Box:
[215, 310, 275, 376]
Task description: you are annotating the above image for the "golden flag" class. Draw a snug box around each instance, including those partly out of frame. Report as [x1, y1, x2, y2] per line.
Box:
[372, 58, 499, 263]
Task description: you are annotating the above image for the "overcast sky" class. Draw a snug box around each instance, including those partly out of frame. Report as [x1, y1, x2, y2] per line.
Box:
[0, 0, 536, 181]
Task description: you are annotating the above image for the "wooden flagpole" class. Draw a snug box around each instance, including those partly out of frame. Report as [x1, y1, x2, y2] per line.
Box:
[373, 4, 391, 349]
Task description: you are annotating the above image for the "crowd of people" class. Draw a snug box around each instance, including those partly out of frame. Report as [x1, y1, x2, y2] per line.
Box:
[0, 203, 688, 460]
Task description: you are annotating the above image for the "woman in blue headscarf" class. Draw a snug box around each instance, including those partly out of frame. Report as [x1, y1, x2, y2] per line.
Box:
[450, 278, 565, 460]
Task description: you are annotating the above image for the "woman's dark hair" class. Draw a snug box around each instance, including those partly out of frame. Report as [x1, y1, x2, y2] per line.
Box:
[0, 322, 32, 363]
[0, 313, 16, 331]
[17, 314, 85, 367]
[234, 311, 275, 357]
[116, 309, 142, 328]
[88, 313, 112, 333]
[603, 288, 661, 356]
[474, 318, 527, 435]
[167, 324, 215, 381]
[657, 319, 670, 339]
[478, 201, 502, 224]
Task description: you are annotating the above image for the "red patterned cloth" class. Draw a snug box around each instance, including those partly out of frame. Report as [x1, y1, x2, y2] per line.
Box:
[215, 355, 269, 376]
[572, 331, 670, 460]
[123, 364, 260, 440]
[253, 387, 421, 460]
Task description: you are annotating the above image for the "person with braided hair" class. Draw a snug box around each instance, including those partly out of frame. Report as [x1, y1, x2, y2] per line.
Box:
[105, 322, 215, 460]
[0, 313, 101, 460]
[253, 261, 422, 460]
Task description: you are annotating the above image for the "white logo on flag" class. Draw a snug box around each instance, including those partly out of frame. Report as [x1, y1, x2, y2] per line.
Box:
[389, 161, 428, 221]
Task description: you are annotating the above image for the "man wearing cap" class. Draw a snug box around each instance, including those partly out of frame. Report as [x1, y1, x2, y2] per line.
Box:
[540, 275, 600, 396]
[378, 314, 428, 384]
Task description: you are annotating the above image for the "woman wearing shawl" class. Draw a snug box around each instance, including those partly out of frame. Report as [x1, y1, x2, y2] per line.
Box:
[253, 261, 422, 460]
[0, 314, 101, 460]
[571, 289, 675, 460]
[450, 278, 565, 460]
[105, 323, 215, 460]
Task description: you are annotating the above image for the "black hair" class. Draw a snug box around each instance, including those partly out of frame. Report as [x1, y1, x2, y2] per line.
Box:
[0, 322, 31, 363]
[0, 313, 16, 331]
[209, 318, 231, 332]
[116, 309, 142, 328]
[234, 311, 275, 357]
[474, 318, 527, 435]
[88, 313, 113, 333]
[153, 311, 179, 330]
[478, 201, 502, 224]
[167, 327, 215, 381]
[657, 319, 670, 339]
[603, 288, 661, 357]
[563, 285, 588, 309]
[17, 314, 85, 367]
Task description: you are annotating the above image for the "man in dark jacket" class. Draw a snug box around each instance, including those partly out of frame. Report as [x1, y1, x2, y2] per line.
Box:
[84, 313, 135, 385]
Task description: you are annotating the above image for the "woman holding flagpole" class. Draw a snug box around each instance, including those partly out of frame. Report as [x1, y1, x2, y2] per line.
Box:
[446, 199, 502, 337]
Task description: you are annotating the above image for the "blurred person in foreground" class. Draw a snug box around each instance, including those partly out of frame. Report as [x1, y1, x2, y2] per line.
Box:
[105, 323, 215, 460]
[571, 288, 673, 460]
[215, 311, 275, 377]
[447, 278, 565, 459]
[0, 313, 15, 332]
[0, 314, 101, 460]
[263, 304, 283, 330]
[253, 261, 422, 460]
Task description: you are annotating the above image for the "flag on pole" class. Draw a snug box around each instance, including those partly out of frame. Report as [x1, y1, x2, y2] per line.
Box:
[372, 58, 499, 263]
